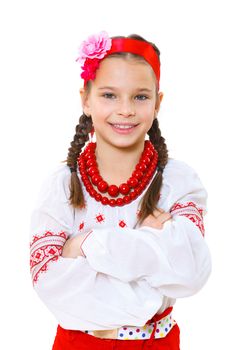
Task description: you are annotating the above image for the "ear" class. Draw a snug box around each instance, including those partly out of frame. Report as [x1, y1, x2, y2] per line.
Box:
[154, 91, 164, 118]
[79, 87, 91, 116]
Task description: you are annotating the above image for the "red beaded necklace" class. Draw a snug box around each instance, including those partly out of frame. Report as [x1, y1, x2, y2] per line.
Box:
[78, 140, 158, 207]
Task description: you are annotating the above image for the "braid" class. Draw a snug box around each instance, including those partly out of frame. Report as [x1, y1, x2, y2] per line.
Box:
[136, 118, 168, 226]
[148, 118, 168, 169]
[66, 113, 93, 208]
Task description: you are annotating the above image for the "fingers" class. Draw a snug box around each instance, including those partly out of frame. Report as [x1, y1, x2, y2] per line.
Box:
[153, 209, 172, 223]
[140, 209, 172, 229]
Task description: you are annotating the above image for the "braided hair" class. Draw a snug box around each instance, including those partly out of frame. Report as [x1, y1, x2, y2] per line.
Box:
[65, 113, 93, 208]
[64, 34, 168, 225]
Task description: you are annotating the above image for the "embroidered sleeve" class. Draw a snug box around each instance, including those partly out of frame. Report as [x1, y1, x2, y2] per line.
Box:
[29, 165, 74, 285]
[170, 201, 205, 236]
[30, 231, 68, 284]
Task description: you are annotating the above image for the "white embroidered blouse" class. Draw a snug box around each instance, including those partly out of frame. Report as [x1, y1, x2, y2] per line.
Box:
[29, 158, 212, 331]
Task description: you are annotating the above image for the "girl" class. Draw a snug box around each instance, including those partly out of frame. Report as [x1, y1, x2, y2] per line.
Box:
[30, 31, 211, 350]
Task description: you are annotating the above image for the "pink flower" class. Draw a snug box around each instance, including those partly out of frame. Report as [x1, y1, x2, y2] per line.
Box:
[76, 31, 112, 84]
[76, 31, 112, 64]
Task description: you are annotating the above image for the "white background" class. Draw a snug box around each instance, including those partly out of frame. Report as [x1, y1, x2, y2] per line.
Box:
[0, 0, 244, 349]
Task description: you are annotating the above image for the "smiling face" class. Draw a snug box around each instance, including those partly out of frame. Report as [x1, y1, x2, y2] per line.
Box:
[80, 56, 163, 153]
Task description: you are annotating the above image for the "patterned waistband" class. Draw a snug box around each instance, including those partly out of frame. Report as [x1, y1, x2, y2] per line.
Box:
[84, 309, 176, 340]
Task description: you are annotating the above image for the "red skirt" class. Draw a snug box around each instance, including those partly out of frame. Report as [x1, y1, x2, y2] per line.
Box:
[52, 309, 180, 350]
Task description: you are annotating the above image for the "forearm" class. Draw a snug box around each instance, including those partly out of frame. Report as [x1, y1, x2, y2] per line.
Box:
[61, 210, 171, 259]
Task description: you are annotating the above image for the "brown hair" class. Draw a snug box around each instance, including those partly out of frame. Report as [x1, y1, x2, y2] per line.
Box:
[64, 34, 168, 226]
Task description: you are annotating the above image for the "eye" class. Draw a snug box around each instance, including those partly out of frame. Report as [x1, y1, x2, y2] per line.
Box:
[102, 93, 116, 99]
[135, 95, 149, 100]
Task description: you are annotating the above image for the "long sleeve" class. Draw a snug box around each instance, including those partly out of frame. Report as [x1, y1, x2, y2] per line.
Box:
[29, 164, 164, 330]
[80, 160, 212, 298]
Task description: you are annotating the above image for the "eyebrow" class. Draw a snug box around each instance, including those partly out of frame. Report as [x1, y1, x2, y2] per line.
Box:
[98, 86, 153, 92]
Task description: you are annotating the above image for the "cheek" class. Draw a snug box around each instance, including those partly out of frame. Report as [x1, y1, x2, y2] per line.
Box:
[137, 102, 155, 116]
[91, 99, 113, 115]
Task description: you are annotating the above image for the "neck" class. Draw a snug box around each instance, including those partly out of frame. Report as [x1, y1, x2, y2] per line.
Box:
[95, 140, 145, 186]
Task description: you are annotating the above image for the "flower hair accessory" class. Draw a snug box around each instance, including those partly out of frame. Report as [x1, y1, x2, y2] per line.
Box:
[76, 31, 112, 84]
[76, 31, 160, 89]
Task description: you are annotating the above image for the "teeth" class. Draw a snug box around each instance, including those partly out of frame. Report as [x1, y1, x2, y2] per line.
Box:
[112, 124, 135, 129]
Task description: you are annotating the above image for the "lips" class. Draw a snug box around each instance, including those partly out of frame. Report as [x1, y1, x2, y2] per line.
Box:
[109, 123, 139, 129]
[109, 122, 139, 134]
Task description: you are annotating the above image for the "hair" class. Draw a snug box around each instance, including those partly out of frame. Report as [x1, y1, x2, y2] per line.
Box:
[64, 34, 168, 226]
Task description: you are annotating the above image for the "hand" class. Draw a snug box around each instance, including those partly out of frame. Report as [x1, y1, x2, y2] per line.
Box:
[140, 208, 172, 230]
[61, 234, 84, 258]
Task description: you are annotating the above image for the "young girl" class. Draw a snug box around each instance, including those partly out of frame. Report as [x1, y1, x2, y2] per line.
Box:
[30, 31, 211, 350]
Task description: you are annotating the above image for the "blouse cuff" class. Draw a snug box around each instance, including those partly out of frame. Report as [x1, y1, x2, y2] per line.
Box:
[80, 230, 93, 258]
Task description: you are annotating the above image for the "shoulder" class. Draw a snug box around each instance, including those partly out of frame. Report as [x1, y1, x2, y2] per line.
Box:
[159, 158, 207, 210]
[164, 158, 197, 177]
[163, 158, 203, 188]
[35, 163, 71, 206]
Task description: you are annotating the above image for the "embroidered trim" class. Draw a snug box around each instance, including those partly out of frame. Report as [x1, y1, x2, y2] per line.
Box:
[119, 220, 127, 228]
[170, 201, 205, 236]
[30, 231, 67, 284]
[80, 230, 93, 257]
[95, 213, 105, 224]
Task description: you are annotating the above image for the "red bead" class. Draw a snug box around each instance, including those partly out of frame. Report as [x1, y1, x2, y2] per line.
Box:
[95, 193, 102, 202]
[84, 180, 90, 187]
[79, 165, 86, 172]
[108, 185, 119, 197]
[86, 159, 96, 167]
[77, 141, 158, 207]
[123, 195, 132, 204]
[132, 170, 143, 180]
[127, 177, 139, 188]
[135, 187, 142, 195]
[91, 174, 102, 185]
[78, 157, 85, 164]
[116, 198, 124, 206]
[109, 199, 116, 207]
[130, 191, 138, 200]
[90, 189, 97, 197]
[102, 197, 109, 205]
[136, 163, 147, 172]
[145, 150, 153, 158]
[87, 166, 99, 177]
[138, 183, 145, 191]
[141, 156, 150, 165]
[119, 183, 130, 195]
[84, 153, 95, 161]
[97, 180, 108, 193]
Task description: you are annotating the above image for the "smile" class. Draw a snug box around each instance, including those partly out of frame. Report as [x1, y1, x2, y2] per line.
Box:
[109, 123, 139, 134]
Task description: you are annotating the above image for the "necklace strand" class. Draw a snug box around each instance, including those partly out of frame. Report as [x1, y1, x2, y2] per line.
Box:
[78, 141, 158, 207]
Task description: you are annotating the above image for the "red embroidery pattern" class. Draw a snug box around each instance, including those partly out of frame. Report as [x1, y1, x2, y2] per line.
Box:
[79, 221, 85, 230]
[95, 213, 105, 224]
[170, 201, 205, 236]
[30, 231, 67, 285]
[119, 220, 127, 228]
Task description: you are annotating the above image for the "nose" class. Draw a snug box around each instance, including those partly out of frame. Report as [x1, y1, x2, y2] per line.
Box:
[118, 98, 136, 117]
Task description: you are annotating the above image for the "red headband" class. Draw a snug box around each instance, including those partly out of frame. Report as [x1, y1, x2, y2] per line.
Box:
[76, 32, 160, 89]
[105, 38, 160, 86]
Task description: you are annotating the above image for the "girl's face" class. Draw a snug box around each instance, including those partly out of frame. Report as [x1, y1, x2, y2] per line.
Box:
[80, 57, 163, 151]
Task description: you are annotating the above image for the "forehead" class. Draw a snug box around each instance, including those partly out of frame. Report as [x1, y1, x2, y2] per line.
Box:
[92, 57, 156, 90]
